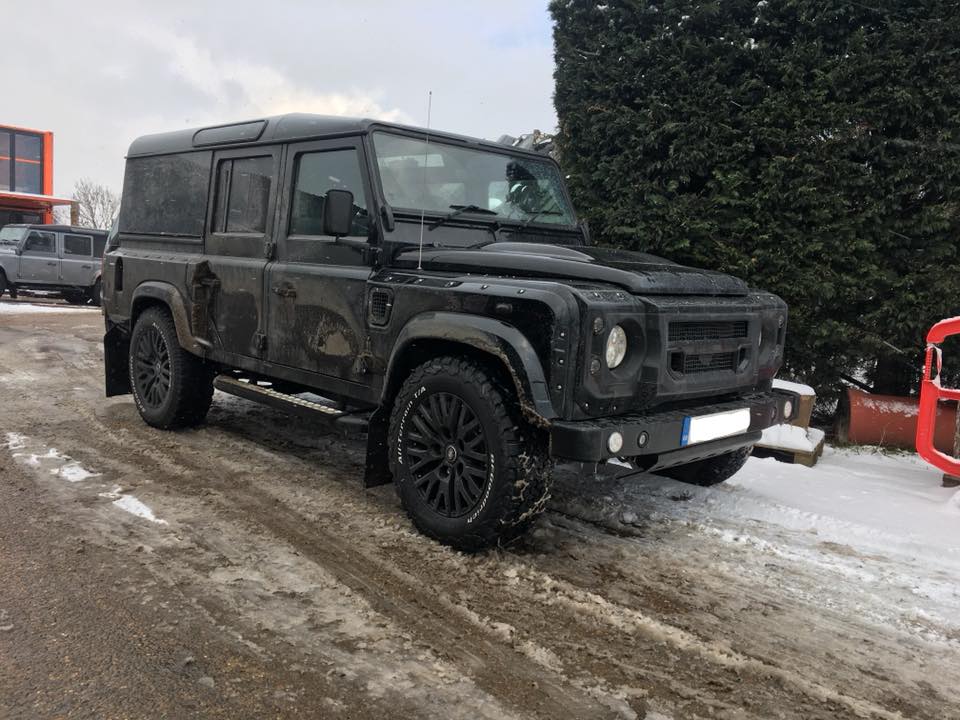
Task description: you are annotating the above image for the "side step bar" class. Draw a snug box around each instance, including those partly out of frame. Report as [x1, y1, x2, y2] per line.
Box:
[213, 375, 369, 436]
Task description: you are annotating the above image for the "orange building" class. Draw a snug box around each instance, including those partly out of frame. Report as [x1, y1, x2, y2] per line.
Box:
[0, 124, 73, 226]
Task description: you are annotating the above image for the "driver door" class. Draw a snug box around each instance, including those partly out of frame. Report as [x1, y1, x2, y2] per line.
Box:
[266, 138, 374, 381]
[19, 229, 59, 282]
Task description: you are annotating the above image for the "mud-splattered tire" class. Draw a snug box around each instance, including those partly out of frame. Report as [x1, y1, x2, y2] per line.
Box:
[658, 446, 753, 486]
[129, 306, 214, 429]
[388, 356, 552, 552]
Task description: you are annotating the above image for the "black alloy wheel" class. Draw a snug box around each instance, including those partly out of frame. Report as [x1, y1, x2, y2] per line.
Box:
[133, 324, 172, 409]
[404, 391, 489, 518]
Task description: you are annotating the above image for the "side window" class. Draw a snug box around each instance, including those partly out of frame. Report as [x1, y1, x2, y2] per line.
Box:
[23, 230, 56, 253]
[119, 152, 211, 236]
[213, 156, 273, 234]
[93, 236, 106, 258]
[63, 234, 93, 257]
[289, 149, 369, 238]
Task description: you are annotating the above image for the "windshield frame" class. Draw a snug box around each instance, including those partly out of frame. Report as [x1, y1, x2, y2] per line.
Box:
[0, 225, 27, 246]
[368, 129, 579, 231]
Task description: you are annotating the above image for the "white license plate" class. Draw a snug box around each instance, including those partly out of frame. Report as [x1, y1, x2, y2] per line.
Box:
[681, 408, 751, 447]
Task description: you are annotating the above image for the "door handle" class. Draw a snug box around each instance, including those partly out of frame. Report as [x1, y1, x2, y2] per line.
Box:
[271, 284, 297, 298]
[81, 265, 92, 269]
[47, 261, 57, 266]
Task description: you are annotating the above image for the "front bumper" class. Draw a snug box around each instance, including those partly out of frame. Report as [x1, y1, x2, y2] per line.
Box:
[549, 390, 797, 465]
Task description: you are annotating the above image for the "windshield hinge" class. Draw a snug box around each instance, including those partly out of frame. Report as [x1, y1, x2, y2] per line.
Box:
[264, 241, 276, 260]
[254, 332, 268, 353]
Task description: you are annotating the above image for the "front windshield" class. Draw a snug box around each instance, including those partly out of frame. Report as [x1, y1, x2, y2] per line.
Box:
[0, 226, 26, 245]
[372, 132, 576, 227]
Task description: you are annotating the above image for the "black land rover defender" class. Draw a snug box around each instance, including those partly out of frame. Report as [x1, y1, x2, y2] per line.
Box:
[102, 114, 795, 550]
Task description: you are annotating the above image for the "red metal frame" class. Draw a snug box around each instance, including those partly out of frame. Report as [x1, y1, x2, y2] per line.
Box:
[916, 316, 960, 475]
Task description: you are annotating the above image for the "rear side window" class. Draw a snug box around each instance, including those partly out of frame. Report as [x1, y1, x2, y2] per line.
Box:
[93, 236, 106, 257]
[23, 230, 56, 253]
[119, 152, 212, 236]
[289, 149, 369, 237]
[63, 234, 92, 256]
[213, 156, 273, 234]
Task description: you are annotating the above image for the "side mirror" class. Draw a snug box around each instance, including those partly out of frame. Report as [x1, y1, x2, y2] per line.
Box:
[324, 189, 355, 238]
[14, 245, 22, 255]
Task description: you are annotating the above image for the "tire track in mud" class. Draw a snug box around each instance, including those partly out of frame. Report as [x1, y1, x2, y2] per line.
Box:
[4, 318, 955, 719]
[39, 397, 897, 720]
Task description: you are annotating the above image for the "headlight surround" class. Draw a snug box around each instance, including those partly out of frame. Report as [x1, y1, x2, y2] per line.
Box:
[605, 325, 628, 368]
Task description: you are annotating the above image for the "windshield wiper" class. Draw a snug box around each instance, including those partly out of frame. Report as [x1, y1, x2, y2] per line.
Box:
[428, 204, 498, 231]
[519, 205, 563, 229]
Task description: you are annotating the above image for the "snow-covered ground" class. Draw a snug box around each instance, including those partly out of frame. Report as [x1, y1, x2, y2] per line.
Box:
[0, 301, 97, 314]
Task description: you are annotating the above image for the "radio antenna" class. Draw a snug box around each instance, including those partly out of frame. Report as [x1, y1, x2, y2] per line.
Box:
[417, 90, 433, 270]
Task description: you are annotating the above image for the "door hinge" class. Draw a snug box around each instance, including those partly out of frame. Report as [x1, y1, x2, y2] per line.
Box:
[254, 332, 268, 353]
[264, 241, 276, 260]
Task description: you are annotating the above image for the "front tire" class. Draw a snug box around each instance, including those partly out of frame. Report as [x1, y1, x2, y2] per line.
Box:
[658, 446, 753, 486]
[388, 356, 552, 552]
[129, 307, 214, 429]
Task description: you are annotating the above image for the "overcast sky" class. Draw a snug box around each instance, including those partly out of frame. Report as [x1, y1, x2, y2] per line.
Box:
[5, 0, 557, 197]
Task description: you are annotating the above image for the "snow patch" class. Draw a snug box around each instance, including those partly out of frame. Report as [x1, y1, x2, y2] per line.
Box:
[53, 462, 101, 483]
[759, 424, 825, 452]
[0, 302, 98, 315]
[773, 378, 815, 396]
[100, 486, 169, 525]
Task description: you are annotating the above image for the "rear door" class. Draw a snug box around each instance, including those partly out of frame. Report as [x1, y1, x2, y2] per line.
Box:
[61, 232, 95, 286]
[204, 147, 281, 358]
[266, 138, 374, 380]
[18, 229, 59, 282]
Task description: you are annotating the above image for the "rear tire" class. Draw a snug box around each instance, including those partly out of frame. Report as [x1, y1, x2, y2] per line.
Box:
[388, 356, 552, 552]
[0, 270, 7, 298]
[658, 446, 753, 486]
[63, 290, 88, 305]
[129, 307, 214, 429]
[90, 278, 102, 307]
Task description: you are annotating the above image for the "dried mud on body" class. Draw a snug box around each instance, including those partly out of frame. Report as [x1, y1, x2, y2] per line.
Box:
[1, 305, 958, 720]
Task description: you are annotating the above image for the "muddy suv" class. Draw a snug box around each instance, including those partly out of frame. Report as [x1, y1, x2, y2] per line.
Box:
[102, 115, 796, 550]
[1, 224, 108, 305]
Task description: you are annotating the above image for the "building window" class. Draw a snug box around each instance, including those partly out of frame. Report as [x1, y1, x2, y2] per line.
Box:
[214, 156, 273, 234]
[7, 131, 43, 194]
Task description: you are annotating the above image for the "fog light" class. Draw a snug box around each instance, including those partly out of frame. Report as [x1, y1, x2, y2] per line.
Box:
[607, 432, 624, 454]
[783, 399, 794, 419]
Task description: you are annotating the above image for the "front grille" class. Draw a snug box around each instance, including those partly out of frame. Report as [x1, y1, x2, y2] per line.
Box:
[668, 320, 748, 343]
[671, 351, 738, 374]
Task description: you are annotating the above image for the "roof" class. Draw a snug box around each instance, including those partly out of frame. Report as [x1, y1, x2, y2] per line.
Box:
[4, 223, 107, 235]
[126, 113, 550, 160]
[0, 190, 74, 207]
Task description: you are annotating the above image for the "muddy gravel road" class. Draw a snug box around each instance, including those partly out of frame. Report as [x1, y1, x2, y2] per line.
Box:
[1, 300, 958, 720]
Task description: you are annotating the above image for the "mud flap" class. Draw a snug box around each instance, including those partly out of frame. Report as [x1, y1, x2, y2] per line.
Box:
[363, 406, 392, 488]
[104, 325, 131, 397]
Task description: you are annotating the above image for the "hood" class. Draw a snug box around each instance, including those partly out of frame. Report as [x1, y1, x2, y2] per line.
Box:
[392, 242, 749, 296]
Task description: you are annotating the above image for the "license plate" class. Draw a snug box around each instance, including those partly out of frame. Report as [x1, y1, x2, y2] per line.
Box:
[681, 408, 751, 447]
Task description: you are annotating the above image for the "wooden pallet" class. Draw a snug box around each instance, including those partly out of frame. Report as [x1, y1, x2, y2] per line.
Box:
[753, 433, 825, 467]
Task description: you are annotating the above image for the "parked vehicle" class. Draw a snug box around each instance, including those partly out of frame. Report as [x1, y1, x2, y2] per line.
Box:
[0, 224, 108, 305]
[102, 114, 797, 550]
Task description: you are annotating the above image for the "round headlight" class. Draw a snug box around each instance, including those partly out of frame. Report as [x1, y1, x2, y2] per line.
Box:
[605, 325, 628, 368]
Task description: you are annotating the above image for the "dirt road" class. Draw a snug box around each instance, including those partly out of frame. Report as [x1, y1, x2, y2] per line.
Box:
[1, 301, 958, 719]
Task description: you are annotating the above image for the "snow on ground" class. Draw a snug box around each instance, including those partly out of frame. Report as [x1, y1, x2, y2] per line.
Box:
[556, 446, 960, 646]
[0, 302, 97, 315]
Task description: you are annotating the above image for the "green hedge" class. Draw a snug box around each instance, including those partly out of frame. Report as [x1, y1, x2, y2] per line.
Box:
[551, 0, 960, 398]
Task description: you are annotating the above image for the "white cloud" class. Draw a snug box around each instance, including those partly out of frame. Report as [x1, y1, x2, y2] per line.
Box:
[131, 25, 412, 125]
